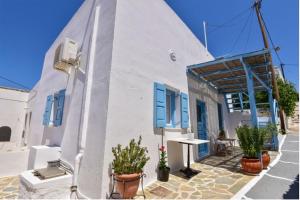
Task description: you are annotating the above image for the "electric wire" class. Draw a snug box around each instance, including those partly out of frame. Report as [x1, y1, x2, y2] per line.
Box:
[243, 9, 255, 52]
[207, 7, 252, 34]
[0, 75, 31, 90]
[282, 64, 299, 66]
[228, 10, 253, 54]
[259, 10, 286, 79]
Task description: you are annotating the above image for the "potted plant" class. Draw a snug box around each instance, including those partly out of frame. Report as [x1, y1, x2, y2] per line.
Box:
[157, 145, 170, 181]
[261, 123, 277, 169]
[218, 130, 226, 140]
[236, 125, 265, 174]
[112, 136, 150, 199]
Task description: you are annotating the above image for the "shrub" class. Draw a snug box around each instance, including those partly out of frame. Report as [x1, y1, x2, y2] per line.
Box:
[236, 125, 265, 158]
[277, 78, 298, 117]
[112, 136, 150, 175]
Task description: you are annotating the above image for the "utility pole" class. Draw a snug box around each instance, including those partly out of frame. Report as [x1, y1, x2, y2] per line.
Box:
[254, 0, 286, 132]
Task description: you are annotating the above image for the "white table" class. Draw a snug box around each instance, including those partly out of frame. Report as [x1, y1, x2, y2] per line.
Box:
[169, 138, 210, 178]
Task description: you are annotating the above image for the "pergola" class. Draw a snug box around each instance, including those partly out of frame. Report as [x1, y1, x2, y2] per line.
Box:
[187, 49, 277, 128]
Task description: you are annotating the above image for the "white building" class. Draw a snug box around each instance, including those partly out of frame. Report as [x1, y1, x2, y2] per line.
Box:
[0, 0, 256, 198]
[0, 86, 29, 150]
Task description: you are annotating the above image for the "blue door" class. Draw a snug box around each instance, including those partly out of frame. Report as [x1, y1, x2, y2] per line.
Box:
[197, 100, 209, 158]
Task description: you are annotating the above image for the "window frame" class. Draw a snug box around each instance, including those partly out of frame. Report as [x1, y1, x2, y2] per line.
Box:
[166, 89, 176, 128]
[217, 103, 224, 130]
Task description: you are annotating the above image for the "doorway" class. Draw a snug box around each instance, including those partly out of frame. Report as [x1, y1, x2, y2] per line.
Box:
[196, 100, 209, 158]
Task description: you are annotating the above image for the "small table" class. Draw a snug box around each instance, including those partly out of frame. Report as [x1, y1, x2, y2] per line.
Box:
[169, 138, 210, 178]
[218, 138, 236, 155]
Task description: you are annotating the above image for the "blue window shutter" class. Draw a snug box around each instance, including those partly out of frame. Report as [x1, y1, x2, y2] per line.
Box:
[43, 95, 53, 126]
[180, 92, 189, 128]
[54, 89, 66, 126]
[154, 82, 166, 128]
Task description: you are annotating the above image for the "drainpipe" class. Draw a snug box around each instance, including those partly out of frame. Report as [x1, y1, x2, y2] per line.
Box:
[70, 5, 100, 199]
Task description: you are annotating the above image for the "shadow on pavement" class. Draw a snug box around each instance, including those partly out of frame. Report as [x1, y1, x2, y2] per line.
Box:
[283, 174, 299, 199]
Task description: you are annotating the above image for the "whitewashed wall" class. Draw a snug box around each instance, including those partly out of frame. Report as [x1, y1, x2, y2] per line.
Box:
[24, 0, 117, 198]
[26, 83, 40, 147]
[26, 0, 96, 169]
[79, 0, 214, 198]
[188, 76, 221, 156]
[0, 87, 28, 147]
[77, 0, 117, 198]
[227, 111, 251, 137]
[24, 0, 234, 199]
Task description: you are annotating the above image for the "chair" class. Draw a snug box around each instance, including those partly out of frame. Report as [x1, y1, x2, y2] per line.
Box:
[211, 134, 230, 156]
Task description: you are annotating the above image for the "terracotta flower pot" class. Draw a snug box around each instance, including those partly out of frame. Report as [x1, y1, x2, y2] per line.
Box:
[262, 151, 270, 169]
[241, 157, 262, 174]
[115, 173, 141, 199]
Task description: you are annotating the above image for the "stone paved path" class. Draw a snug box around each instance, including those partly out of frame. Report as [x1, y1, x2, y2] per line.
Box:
[0, 176, 19, 199]
[137, 147, 277, 199]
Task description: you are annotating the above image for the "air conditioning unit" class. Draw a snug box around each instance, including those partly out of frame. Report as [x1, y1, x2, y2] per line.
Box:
[54, 38, 78, 74]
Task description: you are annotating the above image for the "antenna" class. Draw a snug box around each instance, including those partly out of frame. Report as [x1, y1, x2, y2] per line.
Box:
[203, 21, 208, 51]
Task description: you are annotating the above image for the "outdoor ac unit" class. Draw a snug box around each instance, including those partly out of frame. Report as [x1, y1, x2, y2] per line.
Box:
[54, 38, 78, 74]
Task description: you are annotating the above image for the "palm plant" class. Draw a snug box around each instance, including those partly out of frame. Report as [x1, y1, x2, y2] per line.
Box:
[236, 125, 265, 158]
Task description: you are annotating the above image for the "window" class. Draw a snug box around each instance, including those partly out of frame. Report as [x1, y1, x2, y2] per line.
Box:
[43, 89, 66, 127]
[0, 126, 11, 141]
[217, 103, 223, 130]
[166, 90, 176, 127]
[154, 82, 189, 128]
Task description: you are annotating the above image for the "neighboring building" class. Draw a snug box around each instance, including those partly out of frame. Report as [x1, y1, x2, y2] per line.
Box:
[274, 65, 284, 80]
[0, 86, 29, 151]
[0, 0, 258, 199]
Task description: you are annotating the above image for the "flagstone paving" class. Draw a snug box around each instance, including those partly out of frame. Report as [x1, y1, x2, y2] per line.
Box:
[0, 148, 278, 199]
[137, 147, 278, 199]
[0, 176, 19, 199]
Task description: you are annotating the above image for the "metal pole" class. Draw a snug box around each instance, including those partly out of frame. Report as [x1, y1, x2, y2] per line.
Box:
[254, 0, 286, 132]
[241, 58, 258, 127]
[203, 21, 208, 51]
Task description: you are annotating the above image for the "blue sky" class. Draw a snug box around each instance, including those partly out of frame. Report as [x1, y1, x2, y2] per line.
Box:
[0, 0, 298, 90]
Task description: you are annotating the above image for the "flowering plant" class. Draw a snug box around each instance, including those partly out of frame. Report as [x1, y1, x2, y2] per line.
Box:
[158, 145, 168, 169]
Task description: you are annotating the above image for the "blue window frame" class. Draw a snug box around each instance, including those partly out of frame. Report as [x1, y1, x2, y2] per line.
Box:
[42, 89, 66, 127]
[166, 89, 176, 127]
[154, 82, 189, 129]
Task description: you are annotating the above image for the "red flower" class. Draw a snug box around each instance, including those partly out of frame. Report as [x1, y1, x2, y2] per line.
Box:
[159, 145, 165, 152]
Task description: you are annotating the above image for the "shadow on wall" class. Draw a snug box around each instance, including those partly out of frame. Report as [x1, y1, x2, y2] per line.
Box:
[283, 174, 299, 199]
[0, 126, 11, 142]
[106, 163, 113, 198]
[153, 127, 164, 136]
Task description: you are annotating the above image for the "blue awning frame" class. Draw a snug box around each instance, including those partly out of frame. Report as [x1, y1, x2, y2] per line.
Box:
[187, 49, 277, 129]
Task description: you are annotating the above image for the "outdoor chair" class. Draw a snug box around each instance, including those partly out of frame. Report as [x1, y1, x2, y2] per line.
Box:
[211, 134, 230, 156]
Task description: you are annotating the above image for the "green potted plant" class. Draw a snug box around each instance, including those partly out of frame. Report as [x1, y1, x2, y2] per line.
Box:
[260, 123, 278, 169]
[218, 130, 226, 139]
[112, 136, 150, 199]
[157, 145, 170, 181]
[236, 125, 265, 174]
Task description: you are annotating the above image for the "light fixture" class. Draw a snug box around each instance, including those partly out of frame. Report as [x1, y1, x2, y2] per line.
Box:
[169, 49, 176, 61]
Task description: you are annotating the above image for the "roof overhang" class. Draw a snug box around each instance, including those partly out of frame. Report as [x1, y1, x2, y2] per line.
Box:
[187, 49, 273, 94]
